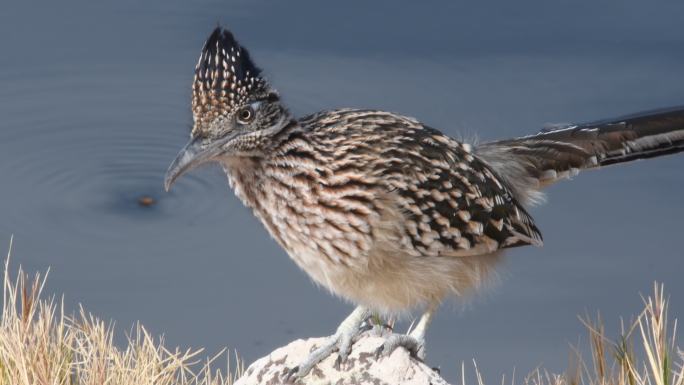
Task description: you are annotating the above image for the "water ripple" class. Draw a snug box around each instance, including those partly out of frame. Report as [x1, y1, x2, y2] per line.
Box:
[0, 79, 230, 241]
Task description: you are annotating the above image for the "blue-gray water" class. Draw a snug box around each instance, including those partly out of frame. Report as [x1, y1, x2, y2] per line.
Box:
[1, 0, 683, 382]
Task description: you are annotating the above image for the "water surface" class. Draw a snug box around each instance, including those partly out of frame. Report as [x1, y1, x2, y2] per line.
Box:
[1, 1, 683, 381]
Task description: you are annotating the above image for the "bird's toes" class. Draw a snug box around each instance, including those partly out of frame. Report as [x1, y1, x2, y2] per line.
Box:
[333, 325, 359, 370]
[373, 344, 386, 359]
[375, 334, 424, 360]
[337, 334, 352, 356]
[333, 354, 346, 370]
[282, 366, 301, 384]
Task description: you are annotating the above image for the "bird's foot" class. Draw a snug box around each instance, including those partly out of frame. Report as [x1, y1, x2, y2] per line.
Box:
[284, 325, 367, 381]
[374, 332, 426, 360]
[284, 306, 369, 381]
[374, 309, 433, 361]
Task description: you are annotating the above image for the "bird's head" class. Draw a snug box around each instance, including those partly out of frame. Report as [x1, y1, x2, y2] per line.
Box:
[164, 27, 292, 191]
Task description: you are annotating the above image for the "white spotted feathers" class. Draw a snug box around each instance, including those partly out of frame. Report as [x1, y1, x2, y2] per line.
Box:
[192, 27, 268, 137]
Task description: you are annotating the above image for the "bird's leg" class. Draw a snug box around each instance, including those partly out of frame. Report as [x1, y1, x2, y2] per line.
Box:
[287, 306, 370, 379]
[375, 308, 434, 360]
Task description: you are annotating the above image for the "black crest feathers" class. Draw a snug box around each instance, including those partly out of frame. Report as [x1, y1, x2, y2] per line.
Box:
[192, 27, 268, 134]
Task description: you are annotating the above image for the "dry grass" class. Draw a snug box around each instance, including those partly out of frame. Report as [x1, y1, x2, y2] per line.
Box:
[463, 283, 683, 385]
[0, 239, 242, 385]
[1, 237, 682, 385]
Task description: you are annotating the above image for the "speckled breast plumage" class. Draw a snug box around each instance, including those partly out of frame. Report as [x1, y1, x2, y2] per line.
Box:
[220, 109, 542, 311]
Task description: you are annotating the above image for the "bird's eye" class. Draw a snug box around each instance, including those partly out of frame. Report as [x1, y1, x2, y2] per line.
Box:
[237, 106, 255, 124]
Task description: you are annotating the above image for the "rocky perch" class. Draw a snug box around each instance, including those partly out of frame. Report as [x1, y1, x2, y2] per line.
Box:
[234, 335, 450, 385]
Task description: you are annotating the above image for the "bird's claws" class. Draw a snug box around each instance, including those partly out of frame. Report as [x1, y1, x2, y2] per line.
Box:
[282, 366, 301, 384]
[373, 345, 386, 360]
[374, 334, 425, 361]
[333, 354, 347, 370]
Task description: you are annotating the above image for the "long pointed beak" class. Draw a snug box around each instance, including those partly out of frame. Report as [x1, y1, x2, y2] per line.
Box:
[164, 136, 210, 192]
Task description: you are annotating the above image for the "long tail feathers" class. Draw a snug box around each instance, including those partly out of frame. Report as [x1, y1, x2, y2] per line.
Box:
[478, 107, 684, 194]
[478, 107, 684, 187]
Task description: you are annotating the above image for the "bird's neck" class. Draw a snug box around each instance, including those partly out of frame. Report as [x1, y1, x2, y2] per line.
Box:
[263, 118, 307, 151]
[218, 119, 318, 256]
[219, 118, 309, 208]
[220, 156, 263, 209]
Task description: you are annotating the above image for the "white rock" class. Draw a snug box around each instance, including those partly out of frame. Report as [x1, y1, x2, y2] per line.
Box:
[234, 335, 451, 385]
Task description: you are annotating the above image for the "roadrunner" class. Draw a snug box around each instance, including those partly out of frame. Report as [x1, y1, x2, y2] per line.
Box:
[165, 27, 684, 378]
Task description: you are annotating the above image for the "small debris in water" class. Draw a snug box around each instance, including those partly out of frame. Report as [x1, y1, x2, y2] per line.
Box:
[138, 196, 156, 207]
